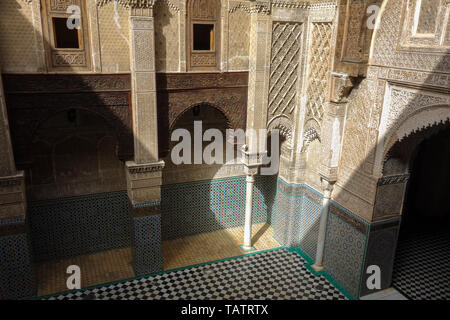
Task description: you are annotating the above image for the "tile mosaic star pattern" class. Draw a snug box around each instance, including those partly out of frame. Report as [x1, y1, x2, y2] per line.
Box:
[41, 249, 347, 300]
[161, 176, 276, 240]
[28, 191, 132, 262]
[392, 229, 450, 300]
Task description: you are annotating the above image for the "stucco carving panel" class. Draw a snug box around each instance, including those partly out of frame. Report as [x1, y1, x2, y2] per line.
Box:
[371, 0, 450, 72]
[98, 1, 131, 72]
[154, 0, 180, 72]
[228, 3, 251, 71]
[306, 22, 333, 123]
[268, 22, 302, 125]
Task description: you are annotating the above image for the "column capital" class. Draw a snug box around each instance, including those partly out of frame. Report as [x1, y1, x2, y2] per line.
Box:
[320, 176, 335, 199]
[125, 160, 165, 175]
[329, 72, 355, 104]
[246, 174, 256, 183]
[240, 145, 263, 176]
[0, 172, 27, 221]
[318, 165, 338, 184]
[125, 160, 165, 206]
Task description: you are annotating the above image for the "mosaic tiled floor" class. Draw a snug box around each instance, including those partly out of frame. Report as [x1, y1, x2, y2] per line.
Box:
[392, 228, 450, 300]
[37, 223, 279, 296]
[40, 248, 347, 300]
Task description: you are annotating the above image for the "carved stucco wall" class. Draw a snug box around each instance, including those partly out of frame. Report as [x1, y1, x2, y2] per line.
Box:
[0, 1, 39, 72]
[0, 0, 131, 73]
[267, 22, 302, 137]
[98, 1, 131, 72]
[305, 22, 333, 124]
[227, 1, 251, 70]
[335, 0, 450, 222]
[152, 0, 252, 72]
[154, 0, 180, 72]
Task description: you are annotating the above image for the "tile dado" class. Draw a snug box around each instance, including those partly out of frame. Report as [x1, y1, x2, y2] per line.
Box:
[133, 213, 162, 276]
[273, 179, 322, 261]
[360, 218, 401, 297]
[273, 177, 372, 299]
[28, 191, 133, 262]
[161, 175, 277, 240]
[0, 230, 35, 299]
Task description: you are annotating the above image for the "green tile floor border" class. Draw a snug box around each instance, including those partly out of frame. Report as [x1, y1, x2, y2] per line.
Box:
[287, 247, 356, 300]
[32, 246, 353, 301]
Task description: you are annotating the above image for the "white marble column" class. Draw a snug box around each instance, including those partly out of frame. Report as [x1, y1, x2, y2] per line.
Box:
[312, 179, 334, 272]
[241, 144, 261, 250]
[243, 174, 256, 250]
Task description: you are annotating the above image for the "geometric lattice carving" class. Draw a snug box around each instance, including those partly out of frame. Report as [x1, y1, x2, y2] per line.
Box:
[306, 22, 333, 122]
[268, 22, 303, 122]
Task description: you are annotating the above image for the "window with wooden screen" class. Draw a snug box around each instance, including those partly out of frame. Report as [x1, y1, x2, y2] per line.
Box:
[187, 0, 221, 71]
[41, 0, 91, 71]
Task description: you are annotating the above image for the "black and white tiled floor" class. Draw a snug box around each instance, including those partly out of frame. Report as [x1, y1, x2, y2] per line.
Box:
[392, 229, 450, 300]
[41, 248, 347, 300]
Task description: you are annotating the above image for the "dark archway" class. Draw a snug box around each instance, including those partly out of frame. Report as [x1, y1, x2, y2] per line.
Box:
[27, 109, 132, 264]
[391, 126, 450, 300]
[28, 108, 126, 201]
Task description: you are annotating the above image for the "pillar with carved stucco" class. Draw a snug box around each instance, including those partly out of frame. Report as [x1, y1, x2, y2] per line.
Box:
[246, 0, 271, 148]
[240, 1, 271, 249]
[0, 68, 35, 299]
[126, 1, 165, 275]
[312, 73, 352, 272]
[318, 72, 353, 182]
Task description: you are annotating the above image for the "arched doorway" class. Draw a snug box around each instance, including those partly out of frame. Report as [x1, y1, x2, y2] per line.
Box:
[28, 108, 126, 200]
[162, 103, 231, 185]
[391, 124, 450, 300]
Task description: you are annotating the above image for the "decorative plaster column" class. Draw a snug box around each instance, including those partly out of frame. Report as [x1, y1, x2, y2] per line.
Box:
[312, 73, 352, 272]
[312, 178, 334, 272]
[240, 1, 270, 251]
[0, 68, 35, 299]
[246, 1, 271, 146]
[126, 1, 166, 276]
[129, 2, 159, 164]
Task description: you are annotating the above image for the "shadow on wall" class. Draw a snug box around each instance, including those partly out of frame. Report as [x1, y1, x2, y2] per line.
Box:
[160, 104, 277, 255]
[0, 0, 135, 297]
[0, 0, 275, 299]
[154, 0, 173, 72]
[269, 0, 450, 297]
[298, 43, 450, 299]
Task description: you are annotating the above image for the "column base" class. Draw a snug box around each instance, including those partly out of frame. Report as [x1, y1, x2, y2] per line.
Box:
[240, 245, 256, 253]
[311, 264, 324, 273]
